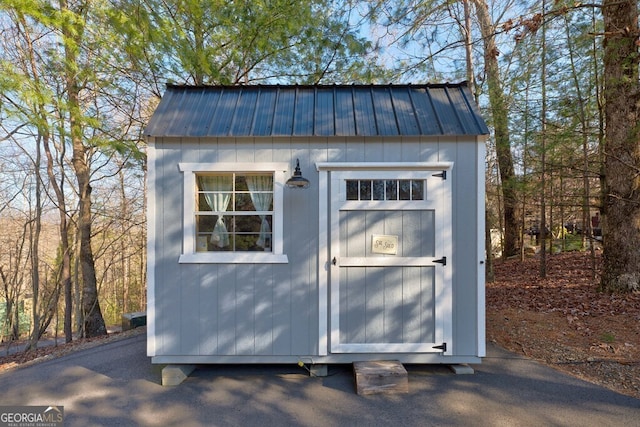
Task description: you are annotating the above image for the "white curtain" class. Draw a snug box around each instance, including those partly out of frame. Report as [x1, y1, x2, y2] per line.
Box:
[199, 176, 232, 248]
[246, 175, 273, 248]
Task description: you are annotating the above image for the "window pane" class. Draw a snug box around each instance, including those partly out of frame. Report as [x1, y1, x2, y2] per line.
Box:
[197, 174, 233, 214]
[412, 180, 424, 200]
[234, 234, 271, 251]
[198, 192, 233, 211]
[196, 234, 233, 252]
[360, 180, 371, 200]
[196, 215, 217, 233]
[386, 180, 397, 200]
[373, 180, 385, 200]
[196, 215, 233, 250]
[235, 175, 249, 191]
[399, 180, 411, 200]
[214, 234, 234, 252]
[235, 215, 270, 233]
[244, 175, 274, 213]
[346, 180, 358, 200]
[198, 175, 232, 191]
[235, 193, 255, 211]
[198, 193, 211, 211]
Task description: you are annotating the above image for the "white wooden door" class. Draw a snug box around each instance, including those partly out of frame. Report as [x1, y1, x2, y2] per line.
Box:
[326, 166, 452, 354]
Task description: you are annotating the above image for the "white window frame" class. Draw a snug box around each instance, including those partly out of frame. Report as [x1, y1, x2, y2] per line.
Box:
[178, 162, 289, 264]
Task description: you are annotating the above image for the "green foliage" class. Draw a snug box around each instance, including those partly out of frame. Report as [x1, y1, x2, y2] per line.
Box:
[0, 301, 31, 338]
[599, 331, 615, 343]
[1, 0, 147, 162]
[551, 234, 586, 253]
[109, 0, 384, 85]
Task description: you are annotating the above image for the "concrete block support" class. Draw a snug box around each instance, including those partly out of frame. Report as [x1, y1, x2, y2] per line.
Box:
[449, 364, 475, 374]
[310, 364, 328, 377]
[162, 365, 196, 386]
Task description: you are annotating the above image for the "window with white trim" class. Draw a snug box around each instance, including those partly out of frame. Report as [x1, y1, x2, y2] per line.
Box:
[196, 173, 274, 252]
[179, 163, 288, 264]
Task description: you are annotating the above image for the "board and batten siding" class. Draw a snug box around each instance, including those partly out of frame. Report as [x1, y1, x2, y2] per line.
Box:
[148, 135, 485, 363]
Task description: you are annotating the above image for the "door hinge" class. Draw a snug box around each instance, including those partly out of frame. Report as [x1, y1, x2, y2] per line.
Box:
[433, 256, 447, 266]
[433, 170, 447, 180]
[433, 343, 447, 352]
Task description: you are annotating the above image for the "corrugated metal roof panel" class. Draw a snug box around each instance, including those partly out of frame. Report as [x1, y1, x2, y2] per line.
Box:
[334, 89, 355, 136]
[208, 90, 239, 135]
[449, 86, 487, 135]
[145, 83, 489, 138]
[352, 87, 376, 135]
[315, 87, 335, 136]
[293, 87, 314, 136]
[230, 89, 258, 135]
[272, 88, 295, 135]
[187, 88, 216, 136]
[252, 88, 277, 136]
[429, 87, 461, 135]
[392, 87, 421, 135]
[372, 87, 399, 136]
[411, 87, 441, 135]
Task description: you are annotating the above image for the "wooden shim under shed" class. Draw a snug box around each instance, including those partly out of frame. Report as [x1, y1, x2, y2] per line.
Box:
[353, 360, 409, 395]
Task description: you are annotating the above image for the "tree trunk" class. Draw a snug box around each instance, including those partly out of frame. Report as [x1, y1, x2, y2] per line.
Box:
[27, 136, 43, 351]
[74, 140, 106, 337]
[119, 168, 130, 314]
[461, 0, 494, 281]
[562, 10, 598, 276]
[472, 0, 518, 258]
[600, 0, 640, 292]
[539, 0, 548, 278]
[72, 129, 107, 337]
[0, 267, 19, 342]
[42, 134, 73, 343]
[74, 230, 82, 332]
[61, 0, 107, 336]
[592, 8, 605, 277]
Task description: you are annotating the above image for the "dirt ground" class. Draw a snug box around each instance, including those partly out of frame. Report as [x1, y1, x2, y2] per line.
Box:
[487, 251, 640, 400]
[1, 252, 639, 401]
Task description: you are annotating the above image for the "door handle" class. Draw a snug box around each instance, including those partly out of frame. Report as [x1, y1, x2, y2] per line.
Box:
[332, 257, 337, 266]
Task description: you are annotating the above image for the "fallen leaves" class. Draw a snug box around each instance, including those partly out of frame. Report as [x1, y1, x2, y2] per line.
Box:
[487, 251, 640, 399]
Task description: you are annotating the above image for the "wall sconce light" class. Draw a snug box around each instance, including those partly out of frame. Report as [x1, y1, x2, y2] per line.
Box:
[286, 159, 310, 189]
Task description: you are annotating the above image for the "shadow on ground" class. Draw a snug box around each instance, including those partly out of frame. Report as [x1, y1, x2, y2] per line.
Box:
[0, 333, 638, 427]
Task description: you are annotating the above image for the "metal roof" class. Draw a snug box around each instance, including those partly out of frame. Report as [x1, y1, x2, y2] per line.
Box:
[145, 83, 489, 138]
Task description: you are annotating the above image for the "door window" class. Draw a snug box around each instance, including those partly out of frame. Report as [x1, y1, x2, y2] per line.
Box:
[346, 179, 424, 201]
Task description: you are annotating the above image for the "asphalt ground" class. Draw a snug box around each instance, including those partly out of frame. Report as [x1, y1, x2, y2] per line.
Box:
[0, 331, 638, 426]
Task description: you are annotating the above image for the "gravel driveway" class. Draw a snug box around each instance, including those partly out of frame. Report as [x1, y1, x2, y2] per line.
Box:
[0, 332, 638, 426]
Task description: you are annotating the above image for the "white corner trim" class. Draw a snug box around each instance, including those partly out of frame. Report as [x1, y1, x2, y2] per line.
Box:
[477, 140, 487, 357]
[146, 140, 156, 357]
[317, 168, 329, 356]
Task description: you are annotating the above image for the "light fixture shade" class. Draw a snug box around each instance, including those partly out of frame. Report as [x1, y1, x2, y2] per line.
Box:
[286, 159, 310, 189]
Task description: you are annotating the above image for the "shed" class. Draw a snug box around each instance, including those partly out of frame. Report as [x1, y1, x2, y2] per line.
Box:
[145, 83, 489, 381]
